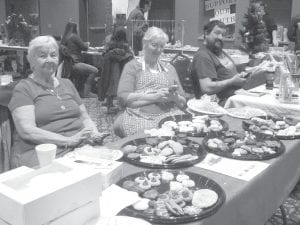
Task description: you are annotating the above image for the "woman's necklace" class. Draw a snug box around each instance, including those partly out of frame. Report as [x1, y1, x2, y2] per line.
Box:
[144, 61, 162, 74]
[31, 76, 66, 110]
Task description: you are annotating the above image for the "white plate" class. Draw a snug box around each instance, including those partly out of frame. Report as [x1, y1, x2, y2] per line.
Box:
[66, 145, 123, 161]
[187, 98, 227, 116]
[87, 216, 151, 225]
[226, 107, 267, 119]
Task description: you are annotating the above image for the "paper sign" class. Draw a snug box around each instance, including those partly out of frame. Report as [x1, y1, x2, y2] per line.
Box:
[205, 0, 237, 11]
[195, 153, 270, 181]
[210, 13, 236, 25]
[214, 7, 231, 17]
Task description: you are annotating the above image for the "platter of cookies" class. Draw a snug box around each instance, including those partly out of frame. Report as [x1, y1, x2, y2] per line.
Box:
[121, 136, 206, 169]
[158, 114, 228, 137]
[118, 170, 225, 224]
[187, 98, 227, 116]
[202, 130, 285, 160]
[243, 116, 300, 140]
[226, 107, 267, 120]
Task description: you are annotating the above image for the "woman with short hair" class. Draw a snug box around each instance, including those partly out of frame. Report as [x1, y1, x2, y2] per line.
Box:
[113, 27, 186, 137]
[9, 35, 107, 168]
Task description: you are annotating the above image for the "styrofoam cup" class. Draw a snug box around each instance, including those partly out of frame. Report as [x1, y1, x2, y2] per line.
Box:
[35, 144, 57, 167]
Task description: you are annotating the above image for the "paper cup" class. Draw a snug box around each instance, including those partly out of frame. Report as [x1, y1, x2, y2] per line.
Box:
[35, 144, 57, 167]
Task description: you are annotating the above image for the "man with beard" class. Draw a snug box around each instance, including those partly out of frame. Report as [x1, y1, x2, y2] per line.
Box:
[191, 20, 248, 106]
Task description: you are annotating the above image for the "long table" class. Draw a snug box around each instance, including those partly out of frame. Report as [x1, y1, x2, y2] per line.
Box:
[225, 85, 300, 120]
[105, 116, 300, 225]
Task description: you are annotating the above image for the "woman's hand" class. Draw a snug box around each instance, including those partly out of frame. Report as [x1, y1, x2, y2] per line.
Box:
[145, 88, 170, 103]
[67, 128, 94, 147]
[90, 131, 110, 145]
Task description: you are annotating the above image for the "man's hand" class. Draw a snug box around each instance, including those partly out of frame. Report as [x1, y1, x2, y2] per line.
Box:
[231, 73, 248, 87]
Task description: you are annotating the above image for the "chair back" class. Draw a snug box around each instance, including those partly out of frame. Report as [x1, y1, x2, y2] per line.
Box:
[55, 61, 64, 79]
[170, 53, 193, 94]
[190, 66, 202, 99]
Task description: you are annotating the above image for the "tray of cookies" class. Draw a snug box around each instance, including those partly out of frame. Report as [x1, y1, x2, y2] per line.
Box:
[118, 170, 225, 224]
[202, 130, 285, 161]
[242, 116, 300, 140]
[158, 114, 228, 137]
[121, 136, 206, 169]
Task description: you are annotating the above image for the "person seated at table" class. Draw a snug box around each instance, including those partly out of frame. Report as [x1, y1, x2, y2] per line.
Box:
[191, 20, 249, 106]
[8, 36, 108, 168]
[60, 21, 98, 98]
[113, 27, 186, 137]
[99, 27, 134, 113]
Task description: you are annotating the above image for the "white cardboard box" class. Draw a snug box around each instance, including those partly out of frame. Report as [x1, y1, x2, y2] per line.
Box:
[99, 161, 124, 190]
[0, 158, 103, 225]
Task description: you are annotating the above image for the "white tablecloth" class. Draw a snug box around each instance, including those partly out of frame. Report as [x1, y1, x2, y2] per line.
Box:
[224, 85, 300, 120]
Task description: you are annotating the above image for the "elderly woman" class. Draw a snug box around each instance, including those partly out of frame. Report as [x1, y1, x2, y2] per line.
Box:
[8, 36, 107, 168]
[113, 27, 186, 137]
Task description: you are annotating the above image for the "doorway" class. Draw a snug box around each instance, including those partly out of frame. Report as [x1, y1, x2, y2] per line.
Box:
[86, 0, 107, 46]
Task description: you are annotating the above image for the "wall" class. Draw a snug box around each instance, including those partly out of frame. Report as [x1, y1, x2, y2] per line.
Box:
[39, 0, 79, 37]
[264, 0, 292, 28]
[175, 0, 199, 46]
[0, 0, 6, 25]
[291, 0, 300, 18]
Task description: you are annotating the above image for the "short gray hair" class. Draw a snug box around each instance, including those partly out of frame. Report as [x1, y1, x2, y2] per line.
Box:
[143, 26, 169, 44]
[27, 36, 58, 63]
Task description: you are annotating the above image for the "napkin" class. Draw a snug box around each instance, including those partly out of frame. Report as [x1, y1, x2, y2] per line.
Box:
[99, 184, 141, 217]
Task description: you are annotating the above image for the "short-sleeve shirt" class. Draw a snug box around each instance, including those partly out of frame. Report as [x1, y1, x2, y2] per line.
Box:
[191, 47, 238, 104]
[8, 78, 84, 157]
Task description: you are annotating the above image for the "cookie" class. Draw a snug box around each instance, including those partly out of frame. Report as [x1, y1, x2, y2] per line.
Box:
[133, 198, 150, 211]
[127, 153, 140, 159]
[192, 189, 218, 208]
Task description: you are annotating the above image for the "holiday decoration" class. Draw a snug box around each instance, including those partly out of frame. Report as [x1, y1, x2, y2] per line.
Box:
[4, 13, 32, 46]
[239, 2, 269, 54]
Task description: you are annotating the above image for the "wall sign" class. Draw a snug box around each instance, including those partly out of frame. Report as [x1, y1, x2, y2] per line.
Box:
[210, 13, 236, 25]
[206, 0, 236, 25]
[205, 0, 237, 11]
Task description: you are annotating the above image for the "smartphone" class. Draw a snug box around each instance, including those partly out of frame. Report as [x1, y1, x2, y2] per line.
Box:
[168, 85, 179, 93]
[243, 72, 251, 79]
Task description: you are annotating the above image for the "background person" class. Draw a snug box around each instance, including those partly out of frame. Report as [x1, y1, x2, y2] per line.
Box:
[191, 20, 249, 106]
[8, 36, 107, 168]
[99, 27, 134, 113]
[113, 27, 186, 137]
[60, 21, 98, 98]
[127, 0, 151, 56]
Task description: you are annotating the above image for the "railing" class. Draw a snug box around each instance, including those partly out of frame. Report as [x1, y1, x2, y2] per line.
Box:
[127, 19, 185, 51]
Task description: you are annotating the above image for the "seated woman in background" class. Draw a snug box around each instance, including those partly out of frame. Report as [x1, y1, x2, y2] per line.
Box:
[8, 36, 107, 168]
[113, 27, 186, 137]
[60, 21, 98, 98]
[99, 27, 134, 113]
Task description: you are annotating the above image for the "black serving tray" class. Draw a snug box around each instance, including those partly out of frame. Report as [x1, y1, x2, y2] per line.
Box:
[158, 114, 228, 137]
[117, 170, 226, 224]
[121, 136, 207, 169]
